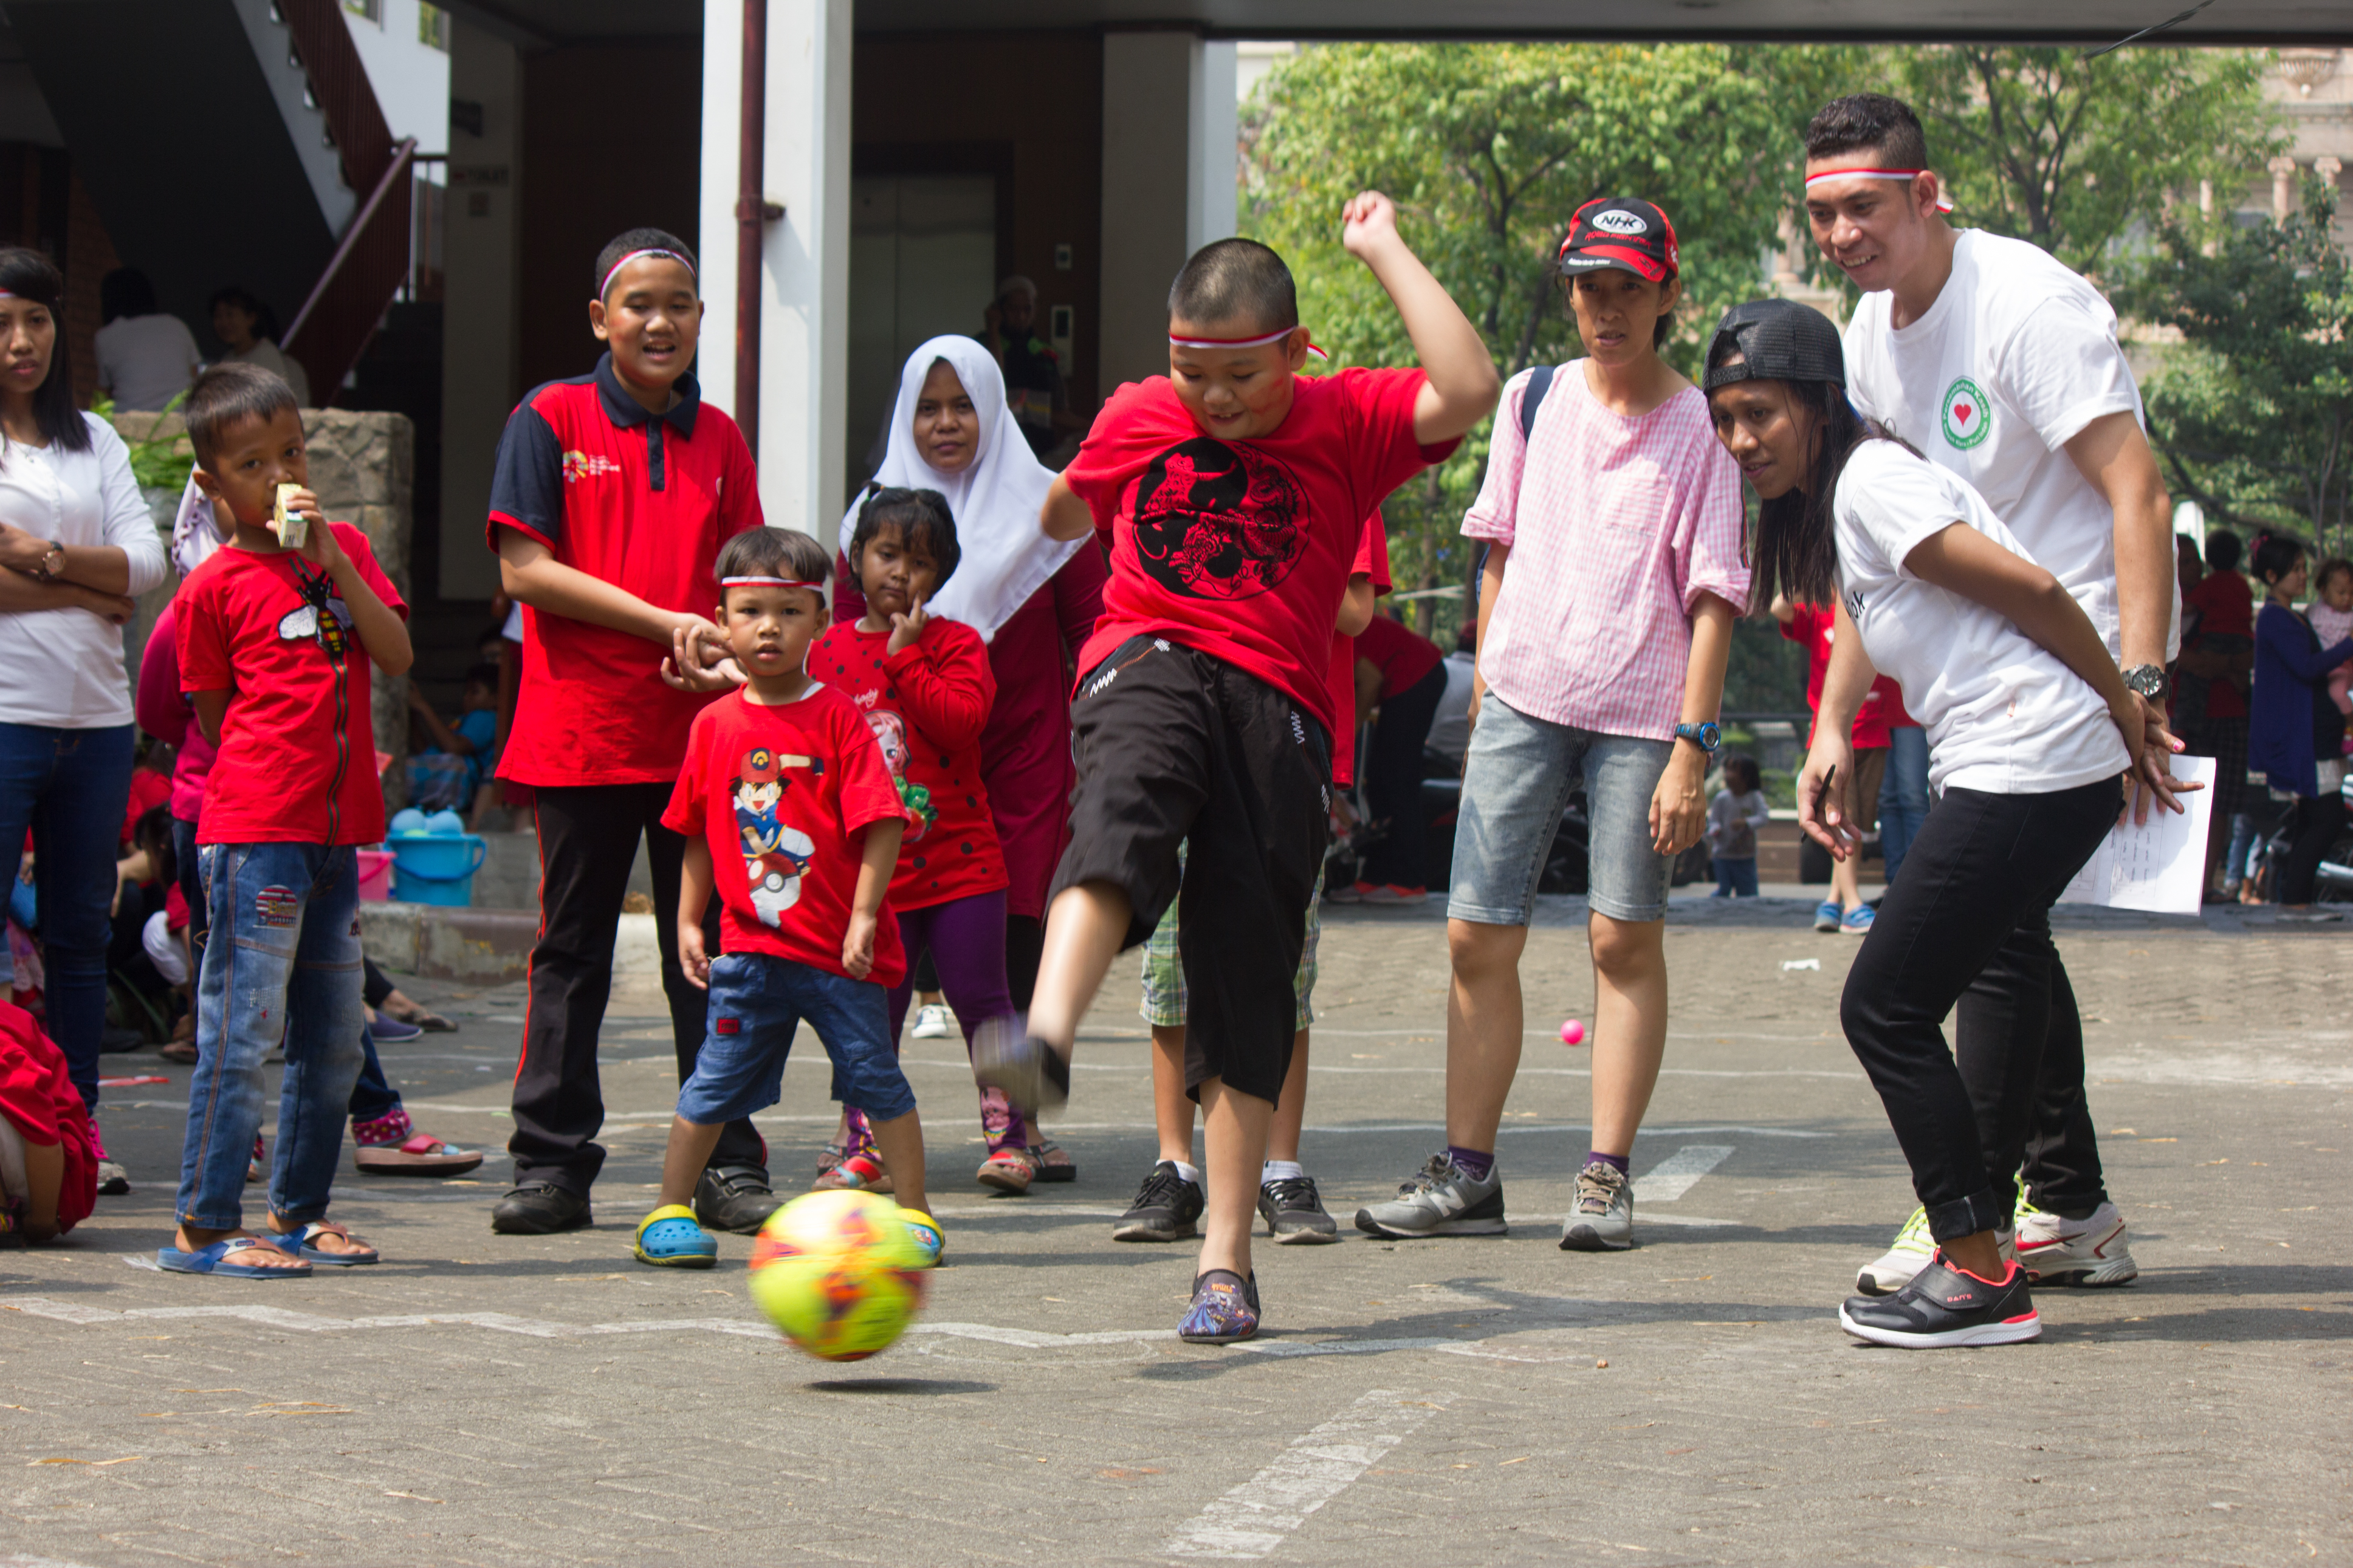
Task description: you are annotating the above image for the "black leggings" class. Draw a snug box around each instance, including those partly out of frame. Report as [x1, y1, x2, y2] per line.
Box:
[1839, 778, 2120, 1244]
[1359, 662, 1446, 889]
[2277, 790, 2347, 905]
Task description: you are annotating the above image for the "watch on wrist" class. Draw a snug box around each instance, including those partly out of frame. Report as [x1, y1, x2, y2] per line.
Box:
[2120, 664, 2167, 701]
[1674, 721, 1722, 755]
[32, 540, 64, 582]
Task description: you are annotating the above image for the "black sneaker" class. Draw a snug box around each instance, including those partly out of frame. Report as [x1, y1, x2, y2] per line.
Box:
[1838, 1251, 2041, 1348]
[1259, 1175, 1339, 1244]
[969, 1016, 1069, 1114]
[694, 1164, 780, 1234]
[490, 1182, 593, 1234]
[1112, 1160, 1204, 1242]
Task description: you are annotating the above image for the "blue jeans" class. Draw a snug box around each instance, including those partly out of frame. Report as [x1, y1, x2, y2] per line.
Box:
[175, 841, 366, 1230]
[1711, 856, 1759, 897]
[678, 951, 915, 1126]
[1878, 726, 1931, 887]
[0, 721, 134, 1113]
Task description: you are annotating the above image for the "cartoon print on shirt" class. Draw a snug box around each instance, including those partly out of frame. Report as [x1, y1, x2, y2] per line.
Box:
[864, 709, 936, 841]
[1132, 436, 1307, 601]
[277, 566, 352, 662]
[730, 746, 817, 928]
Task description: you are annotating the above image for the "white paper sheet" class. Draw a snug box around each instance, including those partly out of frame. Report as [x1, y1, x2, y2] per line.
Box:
[2058, 756, 2217, 914]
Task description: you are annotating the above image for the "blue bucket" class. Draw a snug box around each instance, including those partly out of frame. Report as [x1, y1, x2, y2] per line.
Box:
[386, 832, 488, 908]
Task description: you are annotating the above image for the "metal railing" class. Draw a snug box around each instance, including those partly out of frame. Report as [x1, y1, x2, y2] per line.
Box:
[283, 137, 417, 403]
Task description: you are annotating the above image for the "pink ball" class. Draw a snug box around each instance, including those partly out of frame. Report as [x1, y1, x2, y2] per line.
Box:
[1559, 1018, 1586, 1046]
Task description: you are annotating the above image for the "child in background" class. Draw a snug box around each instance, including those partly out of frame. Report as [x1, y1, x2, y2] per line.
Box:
[0, 996, 97, 1243]
[163, 363, 411, 1276]
[2310, 558, 2353, 727]
[1774, 595, 1898, 933]
[407, 662, 503, 810]
[1706, 754, 1768, 897]
[808, 488, 1028, 1193]
[642, 527, 937, 1268]
[120, 738, 173, 852]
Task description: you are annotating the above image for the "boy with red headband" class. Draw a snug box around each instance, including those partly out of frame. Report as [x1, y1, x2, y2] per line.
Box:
[977, 193, 1499, 1342]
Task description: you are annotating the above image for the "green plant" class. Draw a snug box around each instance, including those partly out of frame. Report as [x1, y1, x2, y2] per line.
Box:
[94, 391, 194, 492]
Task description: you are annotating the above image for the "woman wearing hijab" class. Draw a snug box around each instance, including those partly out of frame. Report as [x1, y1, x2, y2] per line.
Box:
[825, 335, 1106, 1193]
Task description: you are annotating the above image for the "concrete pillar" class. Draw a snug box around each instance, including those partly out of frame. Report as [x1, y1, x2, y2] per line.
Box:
[2270, 155, 2300, 224]
[1099, 33, 1237, 396]
[699, 0, 851, 538]
[438, 15, 520, 600]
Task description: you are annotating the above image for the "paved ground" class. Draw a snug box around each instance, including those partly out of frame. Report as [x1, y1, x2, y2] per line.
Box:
[4, 894, 2348, 1566]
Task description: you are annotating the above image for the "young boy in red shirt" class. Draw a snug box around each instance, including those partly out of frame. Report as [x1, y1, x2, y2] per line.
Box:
[162, 364, 413, 1277]
[979, 192, 1499, 1341]
[487, 228, 768, 1237]
[635, 527, 941, 1268]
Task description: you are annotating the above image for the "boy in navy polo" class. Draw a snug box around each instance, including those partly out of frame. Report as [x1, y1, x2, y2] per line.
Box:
[486, 228, 769, 1237]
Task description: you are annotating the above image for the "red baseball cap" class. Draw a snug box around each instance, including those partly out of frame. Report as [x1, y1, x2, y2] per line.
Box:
[1559, 197, 1679, 284]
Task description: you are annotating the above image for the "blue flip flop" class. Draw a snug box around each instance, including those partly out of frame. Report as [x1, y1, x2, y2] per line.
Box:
[156, 1236, 314, 1278]
[634, 1204, 718, 1268]
[260, 1221, 380, 1266]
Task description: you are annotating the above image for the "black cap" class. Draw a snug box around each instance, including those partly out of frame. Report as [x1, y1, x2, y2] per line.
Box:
[1703, 298, 1844, 391]
[1558, 198, 1678, 283]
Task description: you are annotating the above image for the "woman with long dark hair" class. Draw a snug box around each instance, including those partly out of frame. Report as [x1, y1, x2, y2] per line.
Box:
[1705, 298, 2171, 1347]
[2247, 533, 2352, 919]
[0, 247, 170, 1191]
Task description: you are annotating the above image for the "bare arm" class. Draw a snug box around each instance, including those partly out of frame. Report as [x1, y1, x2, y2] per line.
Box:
[497, 527, 721, 652]
[1353, 656, 1384, 720]
[840, 818, 905, 981]
[2067, 410, 2178, 823]
[677, 835, 715, 990]
[407, 687, 476, 755]
[1651, 591, 1736, 855]
[1336, 573, 1375, 637]
[192, 688, 230, 747]
[298, 515, 411, 677]
[18, 1134, 61, 1242]
[1468, 542, 1507, 728]
[0, 526, 132, 595]
[1040, 474, 1093, 543]
[0, 568, 134, 623]
[1339, 191, 1500, 445]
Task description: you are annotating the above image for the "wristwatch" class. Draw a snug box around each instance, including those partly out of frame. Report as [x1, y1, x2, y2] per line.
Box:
[1674, 721, 1722, 755]
[30, 539, 64, 581]
[2120, 664, 2168, 701]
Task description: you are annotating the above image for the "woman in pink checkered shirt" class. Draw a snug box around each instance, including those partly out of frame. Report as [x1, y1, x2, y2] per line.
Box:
[1352, 198, 1750, 1253]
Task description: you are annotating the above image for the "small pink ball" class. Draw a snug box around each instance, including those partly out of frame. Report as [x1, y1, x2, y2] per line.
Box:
[1559, 1018, 1586, 1047]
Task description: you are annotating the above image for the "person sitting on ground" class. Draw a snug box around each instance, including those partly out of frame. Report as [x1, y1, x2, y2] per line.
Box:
[0, 995, 98, 1243]
[407, 662, 503, 812]
[1706, 753, 1770, 898]
[639, 526, 937, 1270]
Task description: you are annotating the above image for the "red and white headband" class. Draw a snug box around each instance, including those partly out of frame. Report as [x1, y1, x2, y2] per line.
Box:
[1804, 167, 1954, 214]
[1169, 326, 1330, 361]
[599, 247, 696, 298]
[722, 576, 823, 591]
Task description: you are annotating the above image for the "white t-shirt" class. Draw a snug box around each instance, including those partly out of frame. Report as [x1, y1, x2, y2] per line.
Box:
[222, 338, 312, 408]
[93, 313, 201, 412]
[1835, 440, 2126, 796]
[1843, 229, 2168, 660]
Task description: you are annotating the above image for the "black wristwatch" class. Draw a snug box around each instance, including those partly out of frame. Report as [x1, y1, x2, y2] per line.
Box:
[2120, 664, 2167, 701]
[1674, 721, 1722, 755]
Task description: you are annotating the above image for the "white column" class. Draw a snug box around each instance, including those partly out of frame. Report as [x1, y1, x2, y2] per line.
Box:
[2270, 155, 2300, 224]
[438, 15, 520, 600]
[1099, 32, 1236, 397]
[700, 0, 851, 538]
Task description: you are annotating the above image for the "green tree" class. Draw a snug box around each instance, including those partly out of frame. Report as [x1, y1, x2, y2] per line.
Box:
[2128, 180, 2352, 558]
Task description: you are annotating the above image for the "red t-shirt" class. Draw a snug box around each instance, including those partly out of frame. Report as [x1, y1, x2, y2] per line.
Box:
[177, 524, 406, 846]
[1062, 369, 1456, 737]
[2185, 569, 2254, 722]
[1356, 611, 1445, 702]
[1327, 517, 1392, 789]
[120, 769, 171, 849]
[808, 618, 1007, 912]
[1781, 603, 1906, 749]
[661, 685, 909, 989]
[487, 357, 763, 787]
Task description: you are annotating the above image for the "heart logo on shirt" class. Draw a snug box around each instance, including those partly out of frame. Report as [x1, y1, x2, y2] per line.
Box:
[1941, 377, 1991, 450]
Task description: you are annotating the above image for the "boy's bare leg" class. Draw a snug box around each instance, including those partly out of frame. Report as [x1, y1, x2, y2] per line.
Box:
[1587, 913, 1668, 1157]
[1150, 1025, 1197, 1163]
[659, 1117, 729, 1211]
[1444, 918, 1528, 1152]
[1268, 1029, 1310, 1164]
[1831, 852, 1863, 916]
[865, 1110, 928, 1217]
[1025, 881, 1133, 1052]
[1195, 1077, 1274, 1278]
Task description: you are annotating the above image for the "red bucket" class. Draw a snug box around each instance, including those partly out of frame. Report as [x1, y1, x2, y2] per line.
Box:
[356, 849, 395, 903]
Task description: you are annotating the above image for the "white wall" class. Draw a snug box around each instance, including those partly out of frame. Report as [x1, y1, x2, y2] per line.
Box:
[338, 0, 452, 179]
[437, 13, 517, 600]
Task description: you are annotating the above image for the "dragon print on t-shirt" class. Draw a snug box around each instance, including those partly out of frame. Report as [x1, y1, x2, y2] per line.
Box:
[1132, 437, 1307, 601]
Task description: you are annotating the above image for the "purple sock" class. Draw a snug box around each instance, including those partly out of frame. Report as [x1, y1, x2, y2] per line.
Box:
[1446, 1145, 1494, 1183]
[1585, 1150, 1630, 1177]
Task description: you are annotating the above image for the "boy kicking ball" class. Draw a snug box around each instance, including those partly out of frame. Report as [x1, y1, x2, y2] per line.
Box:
[977, 193, 1498, 1341]
[635, 527, 941, 1270]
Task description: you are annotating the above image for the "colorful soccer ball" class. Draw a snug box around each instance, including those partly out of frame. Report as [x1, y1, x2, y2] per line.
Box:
[746, 1189, 927, 1361]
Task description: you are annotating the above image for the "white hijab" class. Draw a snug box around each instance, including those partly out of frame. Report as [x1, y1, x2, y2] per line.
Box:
[170, 473, 223, 578]
[837, 335, 1074, 642]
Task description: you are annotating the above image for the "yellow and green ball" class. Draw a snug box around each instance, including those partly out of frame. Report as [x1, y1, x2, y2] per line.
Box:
[746, 1189, 927, 1361]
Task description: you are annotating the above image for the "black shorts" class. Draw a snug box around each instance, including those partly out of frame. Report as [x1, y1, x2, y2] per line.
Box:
[1050, 635, 1330, 1106]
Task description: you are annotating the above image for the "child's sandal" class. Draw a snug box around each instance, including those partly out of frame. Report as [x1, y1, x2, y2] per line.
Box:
[1029, 1141, 1076, 1183]
[266, 1220, 379, 1266]
[634, 1204, 717, 1268]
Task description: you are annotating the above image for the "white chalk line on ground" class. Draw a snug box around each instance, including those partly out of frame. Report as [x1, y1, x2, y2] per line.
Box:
[1166, 1388, 1455, 1559]
[1638, 1145, 1734, 1202]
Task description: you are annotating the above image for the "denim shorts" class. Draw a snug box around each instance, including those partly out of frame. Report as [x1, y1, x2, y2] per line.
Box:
[1140, 845, 1322, 1030]
[1448, 695, 1675, 925]
[675, 952, 917, 1126]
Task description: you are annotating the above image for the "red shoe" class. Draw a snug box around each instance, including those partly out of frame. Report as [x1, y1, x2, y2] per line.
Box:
[1359, 883, 1427, 906]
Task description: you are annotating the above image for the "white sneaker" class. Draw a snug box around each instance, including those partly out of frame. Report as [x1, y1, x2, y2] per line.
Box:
[1856, 1207, 2015, 1296]
[2016, 1200, 2138, 1286]
[910, 1003, 956, 1040]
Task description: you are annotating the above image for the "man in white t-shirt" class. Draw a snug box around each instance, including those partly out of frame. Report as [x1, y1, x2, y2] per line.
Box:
[1797, 93, 2193, 1299]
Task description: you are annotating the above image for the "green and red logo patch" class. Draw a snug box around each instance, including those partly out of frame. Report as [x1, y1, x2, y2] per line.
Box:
[1940, 377, 1990, 450]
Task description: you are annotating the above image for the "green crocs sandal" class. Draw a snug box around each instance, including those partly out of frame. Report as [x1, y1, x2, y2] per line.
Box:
[634, 1203, 717, 1269]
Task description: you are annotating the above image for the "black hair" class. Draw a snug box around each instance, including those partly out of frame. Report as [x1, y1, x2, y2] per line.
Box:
[462, 661, 503, 691]
[594, 228, 698, 299]
[2250, 533, 2307, 587]
[99, 266, 159, 323]
[1708, 330, 1880, 609]
[1805, 94, 1929, 171]
[1454, 620, 1476, 656]
[1167, 238, 1297, 335]
[185, 362, 299, 465]
[0, 248, 91, 455]
[1565, 270, 1676, 350]
[2204, 527, 2243, 572]
[2316, 557, 2353, 598]
[208, 285, 282, 344]
[134, 804, 175, 888]
[715, 524, 834, 591]
[850, 485, 961, 589]
[1720, 753, 1762, 796]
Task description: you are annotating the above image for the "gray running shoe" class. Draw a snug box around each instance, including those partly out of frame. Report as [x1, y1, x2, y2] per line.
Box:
[1559, 1159, 1635, 1251]
[1259, 1175, 1340, 1244]
[1353, 1152, 1506, 1238]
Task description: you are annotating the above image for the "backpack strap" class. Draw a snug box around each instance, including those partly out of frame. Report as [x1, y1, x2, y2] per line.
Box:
[1517, 362, 1559, 445]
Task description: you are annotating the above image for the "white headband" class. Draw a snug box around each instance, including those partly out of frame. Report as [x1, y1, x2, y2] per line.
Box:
[599, 247, 696, 298]
[1804, 167, 1955, 215]
[1169, 326, 1330, 361]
